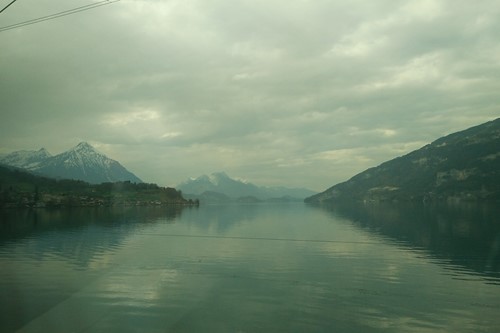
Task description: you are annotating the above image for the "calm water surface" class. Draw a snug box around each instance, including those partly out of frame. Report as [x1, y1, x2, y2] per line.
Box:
[1, 203, 499, 332]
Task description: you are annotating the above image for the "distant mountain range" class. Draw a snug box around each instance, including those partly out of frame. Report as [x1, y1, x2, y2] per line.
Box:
[306, 118, 500, 204]
[0, 142, 142, 184]
[178, 172, 316, 202]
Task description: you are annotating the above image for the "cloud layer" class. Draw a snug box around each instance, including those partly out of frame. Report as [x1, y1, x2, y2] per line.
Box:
[1, 0, 499, 190]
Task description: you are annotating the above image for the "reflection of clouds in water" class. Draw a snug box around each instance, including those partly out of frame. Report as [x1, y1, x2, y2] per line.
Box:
[319, 240, 414, 283]
[382, 264, 401, 284]
[319, 239, 374, 257]
[4, 204, 500, 332]
[360, 308, 485, 333]
[359, 311, 443, 332]
[99, 268, 179, 305]
[88, 252, 116, 271]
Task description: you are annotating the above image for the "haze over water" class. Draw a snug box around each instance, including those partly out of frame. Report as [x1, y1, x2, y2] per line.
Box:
[1, 203, 499, 332]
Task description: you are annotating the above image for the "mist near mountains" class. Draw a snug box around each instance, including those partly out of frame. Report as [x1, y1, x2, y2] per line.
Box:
[2, 118, 499, 204]
[177, 172, 317, 202]
[0, 143, 316, 201]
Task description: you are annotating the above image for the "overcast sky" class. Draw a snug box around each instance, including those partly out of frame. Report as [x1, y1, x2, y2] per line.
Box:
[1, 0, 499, 191]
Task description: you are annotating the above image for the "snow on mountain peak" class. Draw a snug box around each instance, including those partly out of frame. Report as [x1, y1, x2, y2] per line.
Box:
[1, 142, 142, 184]
[208, 172, 231, 185]
[177, 171, 317, 199]
[72, 142, 97, 153]
[37, 148, 51, 157]
[208, 173, 220, 185]
[61, 142, 112, 170]
[0, 148, 51, 169]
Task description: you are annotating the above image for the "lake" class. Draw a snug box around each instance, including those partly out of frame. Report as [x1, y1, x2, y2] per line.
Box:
[1, 202, 499, 332]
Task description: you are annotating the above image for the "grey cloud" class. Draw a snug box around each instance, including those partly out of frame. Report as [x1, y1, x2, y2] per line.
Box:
[1, 0, 499, 191]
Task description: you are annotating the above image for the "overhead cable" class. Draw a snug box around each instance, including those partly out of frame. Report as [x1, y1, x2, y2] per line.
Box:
[135, 232, 391, 246]
[0, 0, 120, 32]
[0, 0, 18, 14]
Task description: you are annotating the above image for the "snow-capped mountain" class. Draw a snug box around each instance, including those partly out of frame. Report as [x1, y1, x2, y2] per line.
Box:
[1, 142, 142, 184]
[178, 172, 316, 200]
[0, 148, 51, 169]
[179, 172, 261, 198]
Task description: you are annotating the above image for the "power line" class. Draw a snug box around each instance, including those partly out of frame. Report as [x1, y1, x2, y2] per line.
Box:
[0, 0, 18, 14]
[0, 0, 119, 32]
[135, 232, 389, 246]
[0, 0, 120, 32]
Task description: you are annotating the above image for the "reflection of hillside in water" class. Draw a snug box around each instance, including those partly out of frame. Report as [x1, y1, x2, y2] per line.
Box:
[322, 202, 500, 281]
[0, 206, 187, 265]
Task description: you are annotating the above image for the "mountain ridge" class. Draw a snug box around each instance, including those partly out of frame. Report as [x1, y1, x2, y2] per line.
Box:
[0, 142, 142, 184]
[178, 172, 316, 201]
[0, 148, 52, 169]
[305, 118, 500, 204]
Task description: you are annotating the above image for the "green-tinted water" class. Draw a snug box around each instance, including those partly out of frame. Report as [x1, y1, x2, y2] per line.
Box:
[1, 203, 499, 332]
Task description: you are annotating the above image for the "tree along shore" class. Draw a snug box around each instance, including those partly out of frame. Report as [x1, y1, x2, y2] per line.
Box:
[0, 166, 199, 208]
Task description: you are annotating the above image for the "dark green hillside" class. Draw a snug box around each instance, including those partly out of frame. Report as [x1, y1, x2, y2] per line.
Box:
[306, 118, 500, 204]
[0, 165, 191, 208]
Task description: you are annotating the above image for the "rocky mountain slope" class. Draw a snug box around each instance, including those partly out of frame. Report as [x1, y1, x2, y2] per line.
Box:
[305, 118, 500, 204]
[1, 142, 142, 184]
[0, 148, 51, 169]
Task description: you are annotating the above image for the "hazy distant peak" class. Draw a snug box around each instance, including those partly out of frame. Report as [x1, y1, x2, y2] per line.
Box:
[188, 172, 231, 185]
[178, 171, 317, 200]
[208, 174, 219, 185]
[208, 171, 231, 184]
[211, 171, 229, 178]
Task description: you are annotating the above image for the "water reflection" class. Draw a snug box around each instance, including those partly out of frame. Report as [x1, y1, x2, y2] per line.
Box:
[318, 202, 500, 281]
[2, 203, 500, 332]
[0, 206, 191, 333]
[0, 206, 187, 242]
